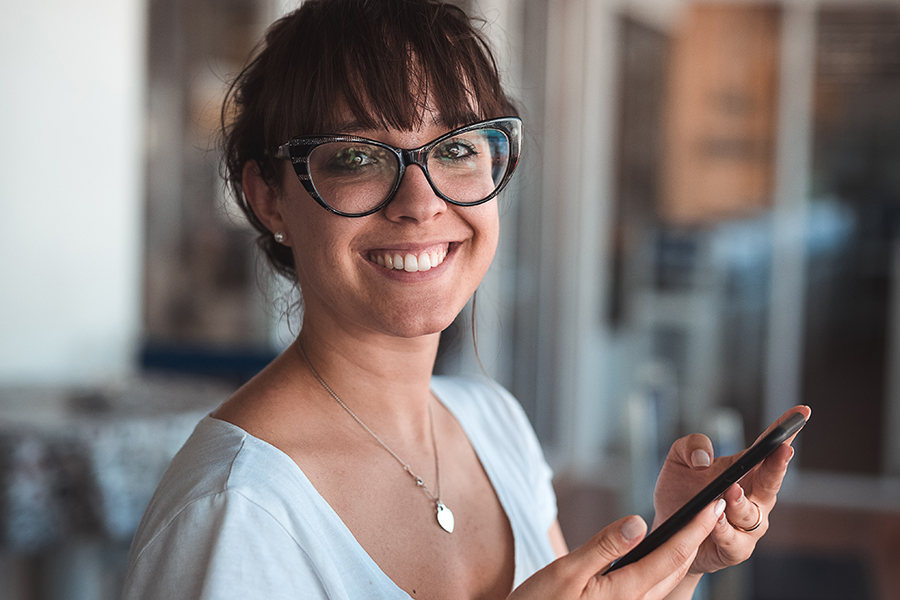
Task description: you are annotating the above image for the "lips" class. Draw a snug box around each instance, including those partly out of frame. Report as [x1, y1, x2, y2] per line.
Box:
[367, 243, 449, 272]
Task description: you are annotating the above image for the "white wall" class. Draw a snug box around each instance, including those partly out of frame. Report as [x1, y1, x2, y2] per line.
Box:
[0, 0, 146, 384]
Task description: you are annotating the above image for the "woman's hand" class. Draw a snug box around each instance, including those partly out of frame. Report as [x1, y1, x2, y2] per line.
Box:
[508, 499, 725, 600]
[652, 406, 812, 576]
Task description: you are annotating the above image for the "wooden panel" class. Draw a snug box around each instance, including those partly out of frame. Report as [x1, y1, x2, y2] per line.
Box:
[661, 4, 781, 226]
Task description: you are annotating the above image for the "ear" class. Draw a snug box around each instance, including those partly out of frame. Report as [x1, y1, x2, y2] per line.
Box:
[242, 160, 290, 244]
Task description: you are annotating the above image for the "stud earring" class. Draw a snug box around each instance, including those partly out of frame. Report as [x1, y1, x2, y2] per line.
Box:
[274, 231, 286, 244]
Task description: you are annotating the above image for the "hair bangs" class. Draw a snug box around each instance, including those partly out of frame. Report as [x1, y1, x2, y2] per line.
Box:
[271, 0, 515, 140]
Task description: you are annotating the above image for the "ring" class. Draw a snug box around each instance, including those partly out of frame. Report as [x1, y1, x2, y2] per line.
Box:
[728, 499, 762, 532]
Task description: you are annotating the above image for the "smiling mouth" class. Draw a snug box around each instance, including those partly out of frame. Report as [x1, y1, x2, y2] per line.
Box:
[367, 244, 450, 272]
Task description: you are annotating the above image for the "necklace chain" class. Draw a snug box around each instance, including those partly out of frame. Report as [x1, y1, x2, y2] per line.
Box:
[296, 343, 442, 506]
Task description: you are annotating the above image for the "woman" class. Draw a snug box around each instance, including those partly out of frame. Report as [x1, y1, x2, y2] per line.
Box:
[122, 1, 809, 598]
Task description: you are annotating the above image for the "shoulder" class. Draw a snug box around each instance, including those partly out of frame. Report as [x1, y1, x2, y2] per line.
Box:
[124, 417, 329, 598]
[124, 490, 327, 598]
[129, 416, 311, 545]
[431, 375, 545, 475]
[131, 418, 266, 526]
[431, 375, 535, 439]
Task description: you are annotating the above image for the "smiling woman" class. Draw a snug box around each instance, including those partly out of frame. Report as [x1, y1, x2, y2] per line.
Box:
[121, 2, 807, 599]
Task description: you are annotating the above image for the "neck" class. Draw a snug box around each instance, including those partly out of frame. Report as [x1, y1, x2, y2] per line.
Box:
[294, 316, 442, 435]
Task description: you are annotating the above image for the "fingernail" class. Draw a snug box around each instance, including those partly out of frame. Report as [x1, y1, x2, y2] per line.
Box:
[715, 499, 726, 518]
[621, 516, 644, 541]
[691, 449, 711, 468]
[735, 486, 745, 504]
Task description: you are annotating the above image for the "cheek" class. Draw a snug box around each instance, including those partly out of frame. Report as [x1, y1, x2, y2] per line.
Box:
[279, 201, 358, 287]
[472, 206, 501, 266]
[292, 224, 352, 274]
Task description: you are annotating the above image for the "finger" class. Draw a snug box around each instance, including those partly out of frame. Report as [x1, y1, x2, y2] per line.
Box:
[604, 499, 725, 596]
[722, 484, 766, 534]
[703, 503, 758, 569]
[667, 433, 715, 469]
[751, 405, 812, 447]
[564, 515, 647, 582]
[748, 443, 795, 504]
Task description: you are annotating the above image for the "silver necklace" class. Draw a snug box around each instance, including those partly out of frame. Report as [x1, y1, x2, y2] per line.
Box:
[297, 344, 455, 534]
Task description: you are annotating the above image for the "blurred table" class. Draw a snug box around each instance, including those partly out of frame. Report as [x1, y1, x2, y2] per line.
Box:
[0, 375, 234, 550]
[0, 375, 235, 600]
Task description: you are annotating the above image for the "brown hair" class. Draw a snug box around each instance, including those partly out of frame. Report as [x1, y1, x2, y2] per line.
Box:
[221, 0, 519, 280]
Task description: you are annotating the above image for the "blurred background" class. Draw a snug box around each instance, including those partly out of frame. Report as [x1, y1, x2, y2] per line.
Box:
[1, 0, 899, 598]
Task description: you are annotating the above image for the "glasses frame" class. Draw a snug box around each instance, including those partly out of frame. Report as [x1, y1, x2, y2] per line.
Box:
[274, 117, 522, 217]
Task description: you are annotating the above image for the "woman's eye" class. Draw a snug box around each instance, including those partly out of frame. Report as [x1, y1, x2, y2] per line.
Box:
[332, 147, 377, 169]
[436, 140, 478, 160]
[311, 143, 395, 183]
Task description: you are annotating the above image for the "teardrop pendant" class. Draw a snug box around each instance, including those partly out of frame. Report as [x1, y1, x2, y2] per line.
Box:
[436, 501, 455, 533]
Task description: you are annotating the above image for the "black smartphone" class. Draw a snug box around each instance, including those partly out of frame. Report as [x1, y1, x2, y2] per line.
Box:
[602, 411, 807, 575]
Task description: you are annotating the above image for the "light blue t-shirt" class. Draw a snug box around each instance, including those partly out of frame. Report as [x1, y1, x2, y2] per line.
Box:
[122, 376, 558, 599]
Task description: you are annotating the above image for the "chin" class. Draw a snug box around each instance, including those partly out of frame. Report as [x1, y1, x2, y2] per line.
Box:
[361, 290, 472, 339]
[378, 312, 459, 339]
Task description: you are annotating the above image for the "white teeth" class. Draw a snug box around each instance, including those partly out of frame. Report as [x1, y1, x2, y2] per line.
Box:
[371, 246, 448, 272]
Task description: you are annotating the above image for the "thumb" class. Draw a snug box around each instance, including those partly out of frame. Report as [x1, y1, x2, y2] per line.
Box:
[508, 516, 649, 599]
[567, 515, 647, 576]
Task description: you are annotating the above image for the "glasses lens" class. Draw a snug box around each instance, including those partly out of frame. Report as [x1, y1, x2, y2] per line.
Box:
[426, 128, 510, 204]
[308, 142, 399, 214]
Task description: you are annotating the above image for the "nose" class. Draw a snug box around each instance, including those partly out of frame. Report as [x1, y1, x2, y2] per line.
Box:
[381, 164, 447, 223]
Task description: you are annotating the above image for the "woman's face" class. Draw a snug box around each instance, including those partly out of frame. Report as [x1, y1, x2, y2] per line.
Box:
[275, 114, 500, 340]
